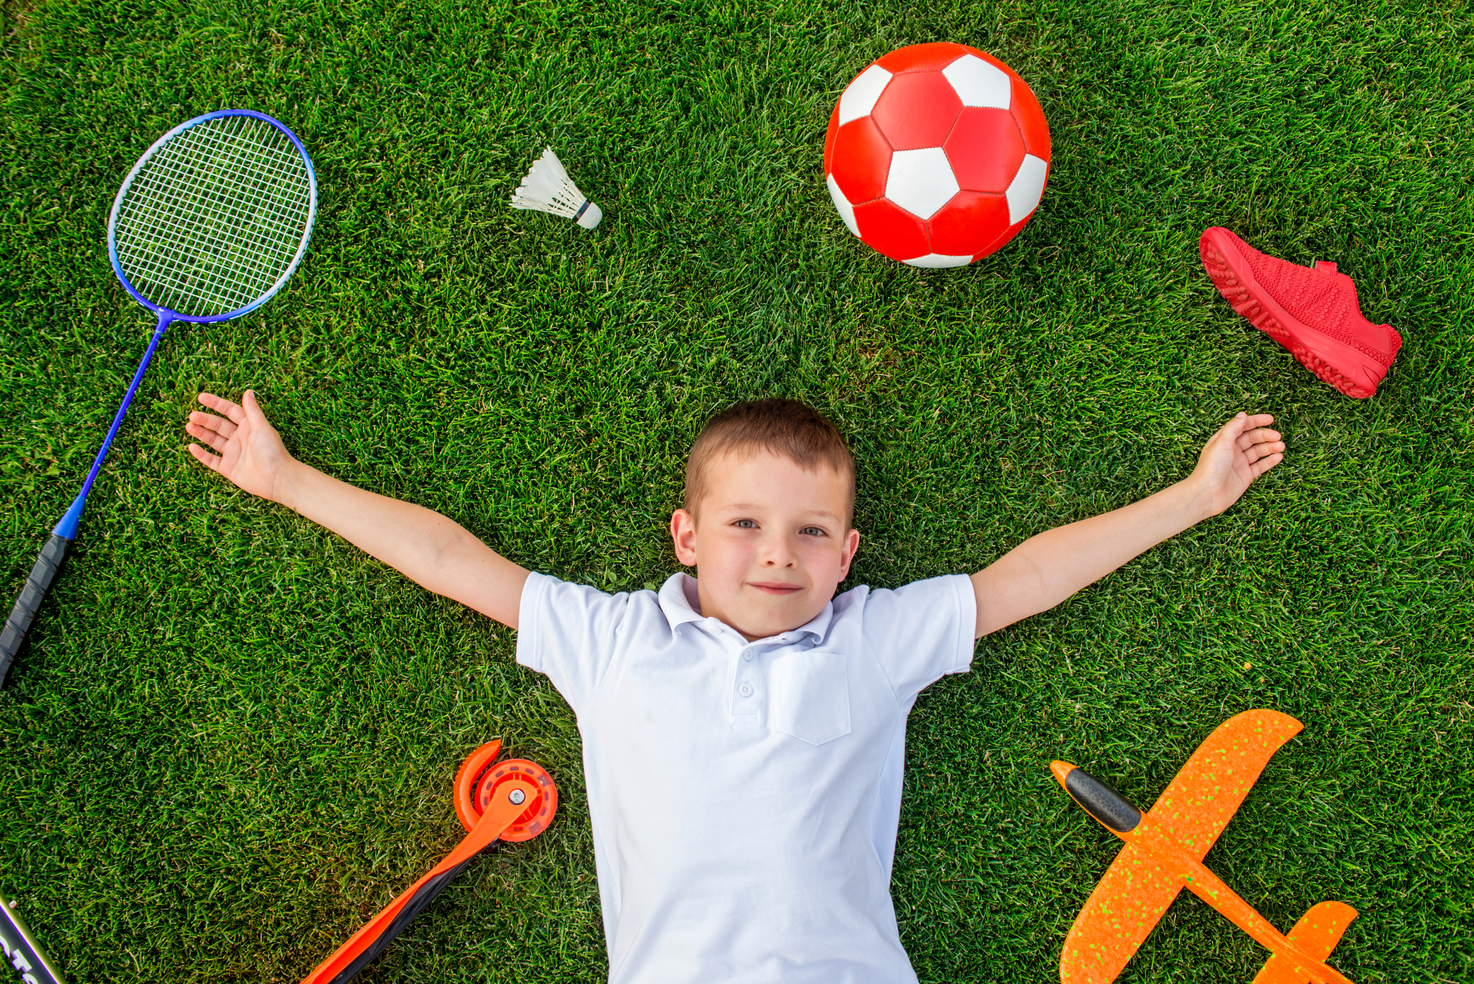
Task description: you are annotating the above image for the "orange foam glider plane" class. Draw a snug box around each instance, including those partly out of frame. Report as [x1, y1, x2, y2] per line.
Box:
[1051, 708, 1357, 984]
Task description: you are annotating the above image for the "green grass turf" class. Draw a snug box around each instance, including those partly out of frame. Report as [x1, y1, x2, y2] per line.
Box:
[1, 0, 1471, 980]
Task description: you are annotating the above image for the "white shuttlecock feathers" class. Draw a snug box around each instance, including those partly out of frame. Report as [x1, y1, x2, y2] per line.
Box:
[510, 147, 603, 229]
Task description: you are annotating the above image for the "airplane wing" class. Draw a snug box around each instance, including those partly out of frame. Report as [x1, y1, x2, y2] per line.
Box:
[1145, 709, 1303, 860]
[1060, 841, 1185, 984]
[1059, 710, 1305, 984]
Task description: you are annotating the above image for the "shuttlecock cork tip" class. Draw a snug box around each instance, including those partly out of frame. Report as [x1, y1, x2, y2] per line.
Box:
[574, 200, 602, 230]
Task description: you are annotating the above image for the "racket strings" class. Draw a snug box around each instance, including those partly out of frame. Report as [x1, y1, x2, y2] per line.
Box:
[121, 116, 308, 312]
[142, 123, 301, 297]
[123, 116, 307, 309]
[113, 114, 313, 317]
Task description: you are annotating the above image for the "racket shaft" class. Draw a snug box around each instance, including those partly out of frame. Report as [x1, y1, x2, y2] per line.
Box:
[2, 315, 169, 687]
[0, 534, 71, 684]
[65, 315, 172, 521]
[308, 859, 469, 984]
[0, 891, 66, 984]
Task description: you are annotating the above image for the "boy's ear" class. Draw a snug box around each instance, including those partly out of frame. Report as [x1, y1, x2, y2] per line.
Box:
[838, 528, 861, 580]
[671, 509, 699, 566]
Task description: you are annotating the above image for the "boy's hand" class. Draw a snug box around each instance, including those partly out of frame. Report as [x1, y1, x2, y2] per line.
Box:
[185, 390, 293, 502]
[1188, 412, 1285, 517]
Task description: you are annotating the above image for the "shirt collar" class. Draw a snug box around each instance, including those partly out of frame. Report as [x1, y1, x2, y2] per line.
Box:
[657, 573, 707, 630]
[657, 573, 833, 644]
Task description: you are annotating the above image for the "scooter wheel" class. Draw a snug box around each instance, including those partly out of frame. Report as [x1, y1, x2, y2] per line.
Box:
[454, 742, 558, 841]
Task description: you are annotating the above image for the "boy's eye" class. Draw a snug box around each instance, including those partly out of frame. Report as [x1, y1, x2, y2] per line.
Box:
[800, 526, 826, 537]
[733, 519, 758, 529]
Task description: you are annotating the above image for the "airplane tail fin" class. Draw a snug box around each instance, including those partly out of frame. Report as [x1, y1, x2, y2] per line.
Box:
[1251, 901, 1358, 984]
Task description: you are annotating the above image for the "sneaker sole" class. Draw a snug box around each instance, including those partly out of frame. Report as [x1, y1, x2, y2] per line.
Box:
[1199, 229, 1385, 399]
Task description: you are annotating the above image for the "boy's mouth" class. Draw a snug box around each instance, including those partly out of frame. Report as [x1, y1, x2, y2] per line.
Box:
[748, 581, 803, 595]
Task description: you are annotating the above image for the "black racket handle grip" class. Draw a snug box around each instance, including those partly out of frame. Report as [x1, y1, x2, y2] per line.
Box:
[0, 533, 71, 685]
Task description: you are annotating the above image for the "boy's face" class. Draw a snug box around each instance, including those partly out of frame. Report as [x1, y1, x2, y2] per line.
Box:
[671, 449, 860, 641]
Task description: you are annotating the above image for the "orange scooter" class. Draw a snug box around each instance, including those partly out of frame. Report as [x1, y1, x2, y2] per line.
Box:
[300, 741, 557, 984]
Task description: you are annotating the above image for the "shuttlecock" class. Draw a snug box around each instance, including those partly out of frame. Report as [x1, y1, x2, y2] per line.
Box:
[510, 147, 602, 230]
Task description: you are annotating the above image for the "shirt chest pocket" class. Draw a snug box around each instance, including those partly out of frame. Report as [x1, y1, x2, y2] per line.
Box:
[768, 652, 851, 745]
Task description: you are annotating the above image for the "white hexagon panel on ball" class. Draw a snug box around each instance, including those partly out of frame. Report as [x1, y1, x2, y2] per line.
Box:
[825, 174, 861, 237]
[837, 65, 893, 125]
[885, 147, 960, 220]
[904, 253, 974, 269]
[1005, 154, 1049, 224]
[941, 54, 1012, 109]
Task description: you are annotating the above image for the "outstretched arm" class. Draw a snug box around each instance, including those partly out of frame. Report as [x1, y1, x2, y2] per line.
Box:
[971, 413, 1284, 638]
[186, 391, 528, 628]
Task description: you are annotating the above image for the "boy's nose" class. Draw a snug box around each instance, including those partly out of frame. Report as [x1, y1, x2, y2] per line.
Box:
[761, 534, 798, 567]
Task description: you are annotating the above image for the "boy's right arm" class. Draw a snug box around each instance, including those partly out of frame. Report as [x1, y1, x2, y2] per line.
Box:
[185, 390, 528, 628]
[969, 412, 1283, 638]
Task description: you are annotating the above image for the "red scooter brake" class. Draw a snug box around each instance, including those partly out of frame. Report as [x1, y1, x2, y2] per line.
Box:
[454, 740, 558, 840]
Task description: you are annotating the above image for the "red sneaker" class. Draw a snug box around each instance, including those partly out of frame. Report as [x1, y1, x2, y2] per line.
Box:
[1199, 227, 1402, 398]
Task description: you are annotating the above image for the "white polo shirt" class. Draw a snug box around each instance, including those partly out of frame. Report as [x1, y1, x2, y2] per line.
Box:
[516, 570, 977, 984]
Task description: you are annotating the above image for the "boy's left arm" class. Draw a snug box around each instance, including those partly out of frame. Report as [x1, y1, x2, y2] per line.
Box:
[971, 413, 1284, 638]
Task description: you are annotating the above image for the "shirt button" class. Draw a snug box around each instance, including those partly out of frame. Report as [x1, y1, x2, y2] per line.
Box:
[739, 683, 753, 697]
[742, 651, 753, 661]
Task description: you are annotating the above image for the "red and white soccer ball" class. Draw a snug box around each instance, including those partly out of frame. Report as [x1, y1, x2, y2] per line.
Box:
[824, 42, 1051, 268]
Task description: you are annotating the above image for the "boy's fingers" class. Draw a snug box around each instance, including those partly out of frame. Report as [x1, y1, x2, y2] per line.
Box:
[1222, 412, 1274, 434]
[1250, 452, 1283, 478]
[185, 422, 230, 453]
[198, 392, 245, 424]
[187, 411, 237, 439]
[1236, 428, 1281, 451]
[187, 443, 222, 471]
[242, 389, 265, 422]
[1217, 413, 1249, 443]
[1247, 441, 1286, 464]
[197, 392, 233, 412]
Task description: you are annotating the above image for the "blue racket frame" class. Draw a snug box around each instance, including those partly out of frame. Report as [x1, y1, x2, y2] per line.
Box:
[57, 109, 318, 539]
[1, 110, 315, 684]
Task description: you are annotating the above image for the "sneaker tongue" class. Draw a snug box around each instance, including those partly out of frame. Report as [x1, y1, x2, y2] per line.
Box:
[1314, 260, 1338, 275]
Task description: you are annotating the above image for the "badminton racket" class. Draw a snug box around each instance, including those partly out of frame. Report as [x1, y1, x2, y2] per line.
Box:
[0, 109, 316, 685]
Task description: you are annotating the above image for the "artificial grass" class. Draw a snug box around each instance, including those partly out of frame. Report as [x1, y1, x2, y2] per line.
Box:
[1, 0, 1470, 981]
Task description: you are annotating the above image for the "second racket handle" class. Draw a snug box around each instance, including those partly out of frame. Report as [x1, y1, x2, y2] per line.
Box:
[0, 533, 71, 686]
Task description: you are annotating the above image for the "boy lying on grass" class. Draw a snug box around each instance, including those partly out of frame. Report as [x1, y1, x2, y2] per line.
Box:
[185, 394, 1284, 984]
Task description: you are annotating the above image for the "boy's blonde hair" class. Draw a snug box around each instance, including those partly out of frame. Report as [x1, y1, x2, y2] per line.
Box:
[685, 399, 856, 528]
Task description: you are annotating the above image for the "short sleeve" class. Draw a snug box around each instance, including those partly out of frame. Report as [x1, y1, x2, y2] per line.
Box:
[860, 573, 977, 703]
[517, 571, 631, 714]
